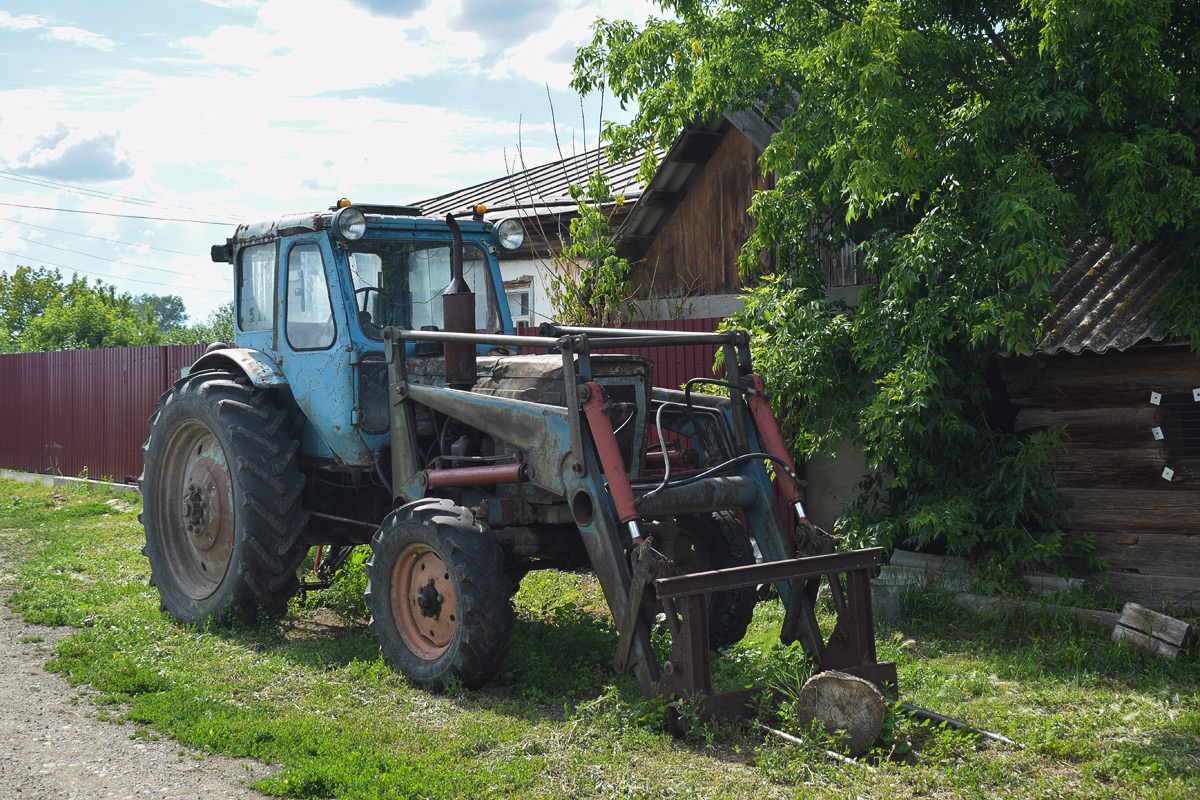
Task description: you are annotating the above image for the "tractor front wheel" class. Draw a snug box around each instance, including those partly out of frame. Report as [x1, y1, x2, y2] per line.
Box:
[673, 512, 757, 650]
[140, 371, 308, 625]
[366, 499, 512, 690]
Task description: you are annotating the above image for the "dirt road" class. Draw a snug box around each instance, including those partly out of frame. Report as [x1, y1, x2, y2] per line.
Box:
[0, 585, 271, 799]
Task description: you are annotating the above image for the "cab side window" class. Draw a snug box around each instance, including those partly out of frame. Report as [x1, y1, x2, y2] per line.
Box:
[285, 244, 336, 350]
[238, 243, 275, 332]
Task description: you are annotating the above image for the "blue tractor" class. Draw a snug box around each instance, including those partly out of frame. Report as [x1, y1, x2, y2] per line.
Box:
[140, 201, 893, 723]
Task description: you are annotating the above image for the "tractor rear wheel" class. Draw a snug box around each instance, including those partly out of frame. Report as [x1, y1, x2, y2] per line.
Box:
[366, 499, 513, 690]
[673, 512, 757, 650]
[140, 371, 308, 625]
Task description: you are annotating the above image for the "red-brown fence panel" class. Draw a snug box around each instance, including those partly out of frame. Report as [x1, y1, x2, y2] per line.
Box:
[0, 344, 205, 484]
[1, 321, 731, 485]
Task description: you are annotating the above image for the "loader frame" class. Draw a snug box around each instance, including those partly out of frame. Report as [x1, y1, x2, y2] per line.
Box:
[381, 322, 896, 719]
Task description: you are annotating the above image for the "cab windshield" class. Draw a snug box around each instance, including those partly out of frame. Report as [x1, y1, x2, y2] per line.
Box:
[345, 240, 501, 339]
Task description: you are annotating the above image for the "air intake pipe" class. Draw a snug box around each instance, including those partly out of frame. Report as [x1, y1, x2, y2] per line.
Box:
[442, 213, 477, 390]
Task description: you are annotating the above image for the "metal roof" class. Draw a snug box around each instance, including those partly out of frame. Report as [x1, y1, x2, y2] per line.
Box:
[412, 147, 650, 219]
[1037, 237, 1177, 355]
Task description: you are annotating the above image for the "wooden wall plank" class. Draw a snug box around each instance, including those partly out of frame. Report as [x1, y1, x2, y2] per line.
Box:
[633, 127, 770, 297]
[1090, 532, 1200, 578]
[1058, 488, 1200, 534]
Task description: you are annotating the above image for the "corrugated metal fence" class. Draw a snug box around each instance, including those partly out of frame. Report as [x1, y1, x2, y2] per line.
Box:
[0, 318, 725, 483]
[0, 345, 205, 483]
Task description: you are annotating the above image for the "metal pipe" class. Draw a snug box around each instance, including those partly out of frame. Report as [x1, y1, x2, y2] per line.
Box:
[753, 723, 877, 771]
[892, 703, 1022, 748]
[542, 323, 746, 343]
[385, 327, 565, 350]
[307, 510, 380, 530]
[442, 213, 476, 389]
[632, 476, 760, 518]
[585, 334, 741, 349]
[425, 463, 527, 488]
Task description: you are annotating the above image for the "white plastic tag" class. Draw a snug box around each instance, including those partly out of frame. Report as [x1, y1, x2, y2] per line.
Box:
[1162, 467, 1175, 481]
[1152, 427, 1164, 440]
[1151, 392, 1162, 405]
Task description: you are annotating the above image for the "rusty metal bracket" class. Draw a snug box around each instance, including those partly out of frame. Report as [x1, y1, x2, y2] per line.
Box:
[613, 542, 668, 673]
[654, 547, 897, 731]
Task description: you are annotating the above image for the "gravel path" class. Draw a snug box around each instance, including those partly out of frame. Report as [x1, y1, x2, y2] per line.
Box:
[0, 587, 273, 800]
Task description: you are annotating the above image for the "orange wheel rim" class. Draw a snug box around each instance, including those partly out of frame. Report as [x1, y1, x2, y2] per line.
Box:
[391, 542, 458, 660]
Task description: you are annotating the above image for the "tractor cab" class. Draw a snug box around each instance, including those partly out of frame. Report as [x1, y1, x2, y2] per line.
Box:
[205, 201, 525, 466]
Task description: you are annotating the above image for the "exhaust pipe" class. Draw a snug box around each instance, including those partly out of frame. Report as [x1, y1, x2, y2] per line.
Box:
[442, 213, 476, 390]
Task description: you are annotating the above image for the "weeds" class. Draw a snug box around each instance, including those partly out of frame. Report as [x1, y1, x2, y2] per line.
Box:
[0, 477, 1198, 799]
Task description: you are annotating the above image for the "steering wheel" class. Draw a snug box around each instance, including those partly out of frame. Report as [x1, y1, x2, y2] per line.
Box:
[354, 286, 396, 335]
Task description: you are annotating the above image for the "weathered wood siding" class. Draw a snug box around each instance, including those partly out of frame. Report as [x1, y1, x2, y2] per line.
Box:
[1002, 342, 1200, 609]
[631, 128, 770, 297]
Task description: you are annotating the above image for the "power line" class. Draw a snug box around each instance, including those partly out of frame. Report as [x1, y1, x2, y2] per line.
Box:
[0, 232, 232, 284]
[0, 201, 236, 226]
[0, 217, 204, 257]
[0, 170, 231, 219]
[0, 248, 232, 294]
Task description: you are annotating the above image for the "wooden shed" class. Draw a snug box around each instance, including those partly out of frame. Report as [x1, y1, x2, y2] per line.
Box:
[1000, 237, 1200, 611]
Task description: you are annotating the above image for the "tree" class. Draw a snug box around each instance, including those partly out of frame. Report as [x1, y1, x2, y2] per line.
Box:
[135, 294, 188, 331]
[0, 266, 65, 352]
[19, 275, 159, 351]
[546, 172, 640, 326]
[573, 2, 1199, 573]
[159, 301, 234, 345]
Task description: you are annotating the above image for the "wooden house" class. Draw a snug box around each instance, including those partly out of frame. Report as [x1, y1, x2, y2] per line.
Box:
[1000, 237, 1200, 610]
[413, 147, 647, 328]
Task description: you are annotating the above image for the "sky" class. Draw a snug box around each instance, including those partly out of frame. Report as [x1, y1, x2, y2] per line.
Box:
[0, 0, 656, 323]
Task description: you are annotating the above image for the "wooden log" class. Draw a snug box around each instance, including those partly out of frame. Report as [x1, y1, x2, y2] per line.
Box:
[1058, 488, 1200, 535]
[795, 671, 885, 757]
[1053, 462, 1199, 489]
[1111, 602, 1195, 660]
[952, 593, 1121, 632]
[1091, 532, 1200, 578]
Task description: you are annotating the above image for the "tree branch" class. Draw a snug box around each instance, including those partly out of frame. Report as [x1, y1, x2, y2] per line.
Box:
[981, 20, 1018, 69]
[813, 0, 859, 27]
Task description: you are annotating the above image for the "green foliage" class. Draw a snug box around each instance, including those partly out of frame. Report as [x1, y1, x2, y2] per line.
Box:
[134, 293, 188, 331]
[573, 1, 1200, 573]
[546, 171, 640, 325]
[0, 266, 159, 352]
[157, 301, 234, 345]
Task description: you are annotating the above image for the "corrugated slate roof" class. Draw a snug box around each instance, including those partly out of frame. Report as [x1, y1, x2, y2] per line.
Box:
[412, 147, 649, 218]
[1037, 237, 1177, 355]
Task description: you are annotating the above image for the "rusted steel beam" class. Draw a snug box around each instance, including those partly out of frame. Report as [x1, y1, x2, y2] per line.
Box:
[425, 463, 527, 488]
[655, 548, 886, 599]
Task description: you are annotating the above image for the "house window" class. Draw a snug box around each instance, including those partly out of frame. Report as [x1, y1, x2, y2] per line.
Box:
[506, 283, 533, 328]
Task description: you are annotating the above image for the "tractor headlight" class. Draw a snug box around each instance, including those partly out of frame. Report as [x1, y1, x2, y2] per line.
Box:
[332, 206, 367, 241]
[492, 218, 525, 251]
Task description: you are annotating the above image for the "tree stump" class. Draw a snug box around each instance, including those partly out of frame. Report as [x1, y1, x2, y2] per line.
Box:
[795, 671, 886, 756]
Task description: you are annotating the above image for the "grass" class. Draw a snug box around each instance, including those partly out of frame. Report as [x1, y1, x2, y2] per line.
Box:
[0, 476, 1197, 799]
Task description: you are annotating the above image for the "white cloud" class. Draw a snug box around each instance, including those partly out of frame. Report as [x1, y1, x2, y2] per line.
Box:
[10, 127, 135, 182]
[45, 25, 116, 52]
[0, 11, 44, 31]
[450, 0, 563, 51]
[0, 11, 114, 51]
[489, 0, 657, 87]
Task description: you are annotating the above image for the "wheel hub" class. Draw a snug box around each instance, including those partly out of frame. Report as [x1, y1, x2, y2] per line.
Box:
[391, 545, 459, 659]
[415, 582, 443, 618]
[157, 425, 235, 601]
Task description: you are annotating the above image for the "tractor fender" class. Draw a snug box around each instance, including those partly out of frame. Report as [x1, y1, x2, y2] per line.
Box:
[185, 347, 289, 389]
